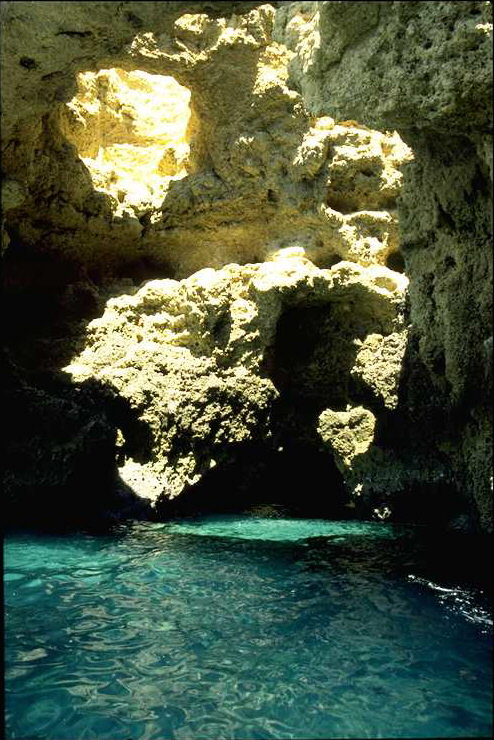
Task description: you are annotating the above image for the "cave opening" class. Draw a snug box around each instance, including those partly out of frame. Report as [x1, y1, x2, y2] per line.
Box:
[267, 304, 341, 409]
[60, 67, 193, 214]
[156, 440, 348, 521]
[386, 250, 406, 273]
[265, 300, 380, 414]
[158, 296, 385, 522]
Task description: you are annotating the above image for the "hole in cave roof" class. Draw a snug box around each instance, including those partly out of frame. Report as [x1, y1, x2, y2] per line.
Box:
[60, 67, 192, 213]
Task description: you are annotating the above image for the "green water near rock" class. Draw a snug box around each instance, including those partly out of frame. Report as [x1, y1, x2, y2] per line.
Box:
[164, 516, 399, 542]
[4, 516, 493, 739]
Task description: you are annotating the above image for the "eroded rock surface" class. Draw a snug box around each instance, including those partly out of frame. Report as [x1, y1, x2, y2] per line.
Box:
[278, 0, 493, 530]
[59, 68, 192, 214]
[1, 1, 492, 530]
[2, 2, 411, 277]
[64, 252, 408, 509]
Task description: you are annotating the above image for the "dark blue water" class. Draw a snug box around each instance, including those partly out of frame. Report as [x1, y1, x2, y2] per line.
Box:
[4, 517, 493, 739]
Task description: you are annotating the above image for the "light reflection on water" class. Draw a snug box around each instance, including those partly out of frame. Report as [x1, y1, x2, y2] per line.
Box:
[4, 516, 493, 739]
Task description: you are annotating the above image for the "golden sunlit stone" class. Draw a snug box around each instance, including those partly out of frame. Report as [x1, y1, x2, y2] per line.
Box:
[64, 255, 409, 503]
[61, 68, 192, 214]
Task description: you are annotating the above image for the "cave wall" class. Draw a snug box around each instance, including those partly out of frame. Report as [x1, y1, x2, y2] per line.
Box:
[275, 0, 493, 530]
[1, 1, 492, 530]
[2, 1, 408, 274]
[2, 0, 408, 371]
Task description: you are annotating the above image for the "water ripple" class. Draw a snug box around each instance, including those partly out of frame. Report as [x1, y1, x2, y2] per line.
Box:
[4, 517, 493, 739]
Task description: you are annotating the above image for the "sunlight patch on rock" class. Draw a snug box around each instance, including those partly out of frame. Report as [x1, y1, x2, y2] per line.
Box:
[60, 68, 192, 215]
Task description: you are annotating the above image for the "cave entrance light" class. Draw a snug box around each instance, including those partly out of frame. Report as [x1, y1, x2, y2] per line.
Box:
[61, 68, 192, 215]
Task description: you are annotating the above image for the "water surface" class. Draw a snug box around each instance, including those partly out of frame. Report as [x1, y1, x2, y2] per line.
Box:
[4, 516, 493, 739]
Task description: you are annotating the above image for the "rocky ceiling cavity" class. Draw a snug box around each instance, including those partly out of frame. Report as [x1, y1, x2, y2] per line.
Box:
[60, 68, 192, 216]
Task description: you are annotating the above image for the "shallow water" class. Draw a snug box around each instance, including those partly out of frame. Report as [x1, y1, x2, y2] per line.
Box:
[4, 516, 493, 739]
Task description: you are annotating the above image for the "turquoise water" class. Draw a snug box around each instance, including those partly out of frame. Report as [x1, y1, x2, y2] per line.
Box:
[4, 516, 493, 739]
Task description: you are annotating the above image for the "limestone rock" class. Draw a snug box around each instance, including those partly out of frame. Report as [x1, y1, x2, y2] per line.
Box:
[1, 1, 411, 277]
[279, 1, 493, 134]
[316, 400, 453, 521]
[317, 406, 376, 469]
[2, 1, 491, 530]
[1, 354, 152, 528]
[278, 0, 492, 529]
[59, 68, 192, 214]
[351, 331, 408, 410]
[64, 253, 408, 506]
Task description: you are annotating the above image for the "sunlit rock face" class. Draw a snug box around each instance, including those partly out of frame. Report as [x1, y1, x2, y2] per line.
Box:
[1, 1, 491, 530]
[64, 252, 408, 510]
[1, 2, 412, 278]
[60, 69, 192, 215]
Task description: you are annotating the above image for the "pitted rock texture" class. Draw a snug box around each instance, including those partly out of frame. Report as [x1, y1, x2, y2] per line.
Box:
[278, 0, 493, 531]
[59, 68, 193, 215]
[1, 1, 491, 530]
[64, 252, 408, 506]
[1, 1, 411, 280]
[318, 406, 376, 470]
[1, 351, 153, 529]
[276, 1, 493, 135]
[316, 402, 455, 524]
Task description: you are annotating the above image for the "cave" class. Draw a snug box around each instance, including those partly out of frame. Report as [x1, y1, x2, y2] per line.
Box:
[385, 250, 405, 273]
[266, 303, 362, 412]
[2, 3, 492, 738]
[155, 440, 348, 520]
[1, 1, 491, 535]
